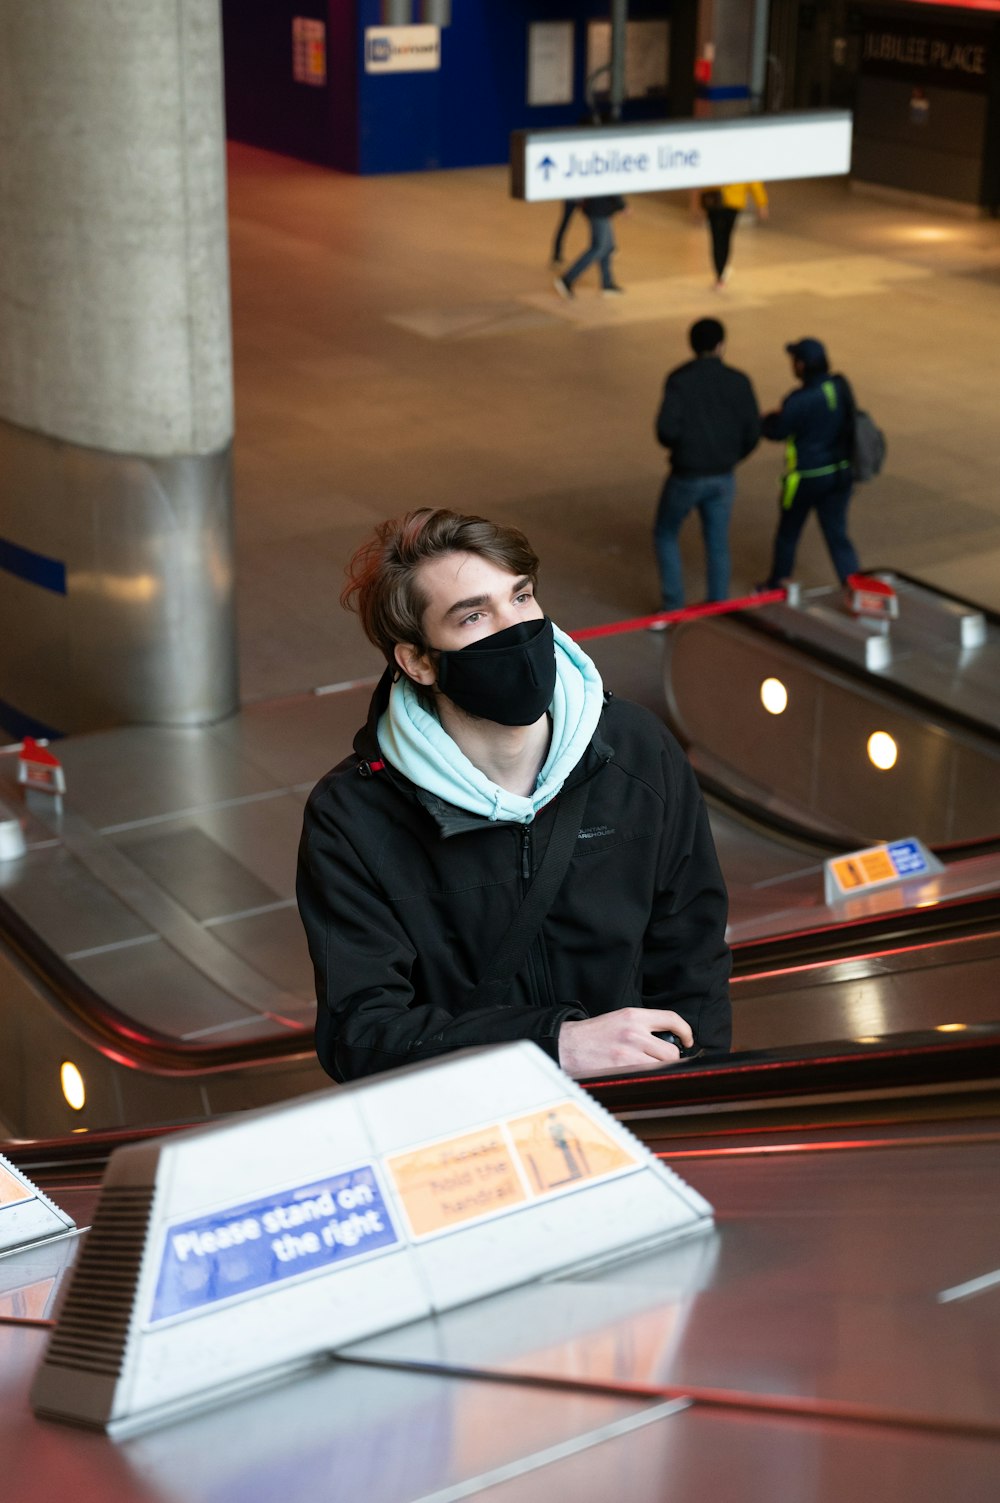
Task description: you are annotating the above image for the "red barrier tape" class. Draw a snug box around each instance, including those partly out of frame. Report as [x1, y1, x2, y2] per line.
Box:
[569, 588, 788, 642]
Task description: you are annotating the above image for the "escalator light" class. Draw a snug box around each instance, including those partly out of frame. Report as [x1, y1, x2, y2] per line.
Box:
[936, 1023, 966, 1033]
[867, 732, 897, 770]
[760, 678, 788, 715]
[60, 1061, 86, 1112]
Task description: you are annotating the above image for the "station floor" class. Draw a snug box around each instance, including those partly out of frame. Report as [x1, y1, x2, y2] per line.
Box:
[225, 145, 1000, 709]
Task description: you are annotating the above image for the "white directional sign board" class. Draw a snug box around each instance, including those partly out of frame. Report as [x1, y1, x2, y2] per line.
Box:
[511, 111, 853, 203]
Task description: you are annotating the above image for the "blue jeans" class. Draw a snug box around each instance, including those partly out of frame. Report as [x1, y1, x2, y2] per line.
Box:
[765, 471, 858, 587]
[563, 216, 616, 289]
[654, 472, 735, 610]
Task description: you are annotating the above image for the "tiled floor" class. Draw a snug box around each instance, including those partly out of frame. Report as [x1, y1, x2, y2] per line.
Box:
[226, 147, 1000, 706]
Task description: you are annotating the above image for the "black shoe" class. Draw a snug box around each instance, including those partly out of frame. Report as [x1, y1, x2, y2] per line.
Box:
[553, 276, 574, 300]
[602, 284, 626, 297]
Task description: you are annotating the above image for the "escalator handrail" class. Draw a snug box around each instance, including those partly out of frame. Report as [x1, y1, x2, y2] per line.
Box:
[585, 1023, 1000, 1117]
[7, 1025, 1000, 1172]
[731, 888, 1000, 976]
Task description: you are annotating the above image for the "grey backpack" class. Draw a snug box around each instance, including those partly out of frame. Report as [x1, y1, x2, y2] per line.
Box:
[851, 408, 887, 483]
[836, 375, 886, 483]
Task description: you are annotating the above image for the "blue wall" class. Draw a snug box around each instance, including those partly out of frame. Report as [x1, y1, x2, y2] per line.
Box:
[223, 2, 679, 177]
[357, 1, 677, 175]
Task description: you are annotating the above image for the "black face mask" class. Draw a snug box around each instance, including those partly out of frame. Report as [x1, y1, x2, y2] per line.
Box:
[434, 617, 556, 726]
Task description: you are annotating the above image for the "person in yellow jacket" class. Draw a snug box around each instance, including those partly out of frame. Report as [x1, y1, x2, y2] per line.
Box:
[702, 182, 768, 289]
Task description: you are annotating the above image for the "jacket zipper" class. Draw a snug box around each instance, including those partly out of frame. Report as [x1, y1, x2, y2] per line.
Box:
[518, 824, 543, 1007]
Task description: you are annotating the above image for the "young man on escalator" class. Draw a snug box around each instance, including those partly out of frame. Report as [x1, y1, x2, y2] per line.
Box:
[297, 509, 731, 1083]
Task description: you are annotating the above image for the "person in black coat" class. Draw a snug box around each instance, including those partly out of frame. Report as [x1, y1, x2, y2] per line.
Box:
[297, 509, 732, 1083]
[653, 319, 761, 613]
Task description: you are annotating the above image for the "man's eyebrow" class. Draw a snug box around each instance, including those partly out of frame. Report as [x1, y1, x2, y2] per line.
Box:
[442, 578, 533, 620]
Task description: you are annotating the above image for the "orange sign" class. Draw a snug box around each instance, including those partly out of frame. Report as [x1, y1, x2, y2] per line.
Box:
[508, 1102, 637, 1195]
[831, 847, 896, 891]
[0, 1163, 32, 1210]
[387, 1125, 527, 1238]
[387, 1102, 640, 1240]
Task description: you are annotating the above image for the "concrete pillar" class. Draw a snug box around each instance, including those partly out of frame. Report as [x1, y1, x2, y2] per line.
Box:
[696, 0, 763, 118]
[0, 0, 238, 735]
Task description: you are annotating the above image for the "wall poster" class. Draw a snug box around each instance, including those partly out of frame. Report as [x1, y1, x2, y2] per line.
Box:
[292, 17, 327, 88]
[527, 21, 575, 107]
[586, 19, 670, 101]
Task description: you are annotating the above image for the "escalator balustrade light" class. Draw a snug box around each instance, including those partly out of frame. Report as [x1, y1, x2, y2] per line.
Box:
[760, 677, 788, 715]
[60, 1061, 86, 1112]
[867, 731, 898, 770]
[854, 1036, 881, 1044]
[936, 1023, 966, 1033]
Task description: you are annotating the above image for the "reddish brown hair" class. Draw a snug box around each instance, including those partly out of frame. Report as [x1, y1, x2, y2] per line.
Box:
[342, 509, 540, 665]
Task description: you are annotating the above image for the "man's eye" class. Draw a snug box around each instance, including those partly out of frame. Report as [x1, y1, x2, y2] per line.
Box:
[461, 611, 484, 626]
[515, 592, 533, 604]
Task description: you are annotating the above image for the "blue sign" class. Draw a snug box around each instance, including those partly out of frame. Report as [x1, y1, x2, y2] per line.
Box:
[149, 1164, 400, 1326]
[888, 840, 929, 877]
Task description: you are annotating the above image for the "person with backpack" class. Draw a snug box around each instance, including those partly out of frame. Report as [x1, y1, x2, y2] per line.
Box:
[757, 337, 861, 591]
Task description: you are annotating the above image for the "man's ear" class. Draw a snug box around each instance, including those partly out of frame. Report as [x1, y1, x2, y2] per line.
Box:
[394, 641, 437, 686]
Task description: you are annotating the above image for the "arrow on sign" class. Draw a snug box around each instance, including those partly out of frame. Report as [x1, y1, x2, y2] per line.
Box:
[537, 155, 557, 180]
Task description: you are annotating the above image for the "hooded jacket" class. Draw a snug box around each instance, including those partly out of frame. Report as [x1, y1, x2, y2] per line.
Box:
[297, 675, 732, 1083]
[763, 370, 854, 475]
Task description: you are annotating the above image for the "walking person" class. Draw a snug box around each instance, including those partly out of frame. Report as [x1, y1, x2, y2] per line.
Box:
[701, 182, 768, 289]
[551, 200, 581, 266]
[554, 194, 628, 299]
[758, 337, 860, 590]
[652, 318, 760, 618]
[298, 508, 732, 1083]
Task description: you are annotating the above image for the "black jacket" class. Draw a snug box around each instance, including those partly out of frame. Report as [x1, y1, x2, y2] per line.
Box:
[656, 355, 760, 477]
[584, 195, 627, 219]
[297, 679, 732, 1083]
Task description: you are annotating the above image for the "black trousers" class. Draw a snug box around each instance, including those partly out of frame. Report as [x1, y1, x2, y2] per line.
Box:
[552, 200, 580, 262]
[707, 207, 739, 279]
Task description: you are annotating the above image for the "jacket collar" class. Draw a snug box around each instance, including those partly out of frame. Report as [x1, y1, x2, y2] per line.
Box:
[354, 674, 615, 837]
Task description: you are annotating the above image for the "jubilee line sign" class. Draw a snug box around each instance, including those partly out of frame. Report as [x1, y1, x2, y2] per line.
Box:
[511, 110, 853, 203]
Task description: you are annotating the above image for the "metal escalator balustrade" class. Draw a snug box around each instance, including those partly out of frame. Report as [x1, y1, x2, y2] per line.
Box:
[2, 584, 999, 1142]
[662, 572, 1000, 846]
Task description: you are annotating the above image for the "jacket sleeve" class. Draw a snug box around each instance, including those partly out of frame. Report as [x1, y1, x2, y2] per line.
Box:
[641, 735, 732, 1050]
[762, 389, 798, 442]
[750, 181, 768, 211]
[297, 793, 586, 1082]
[655, 375, 683, 451]
[740, 376, 762, 458]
